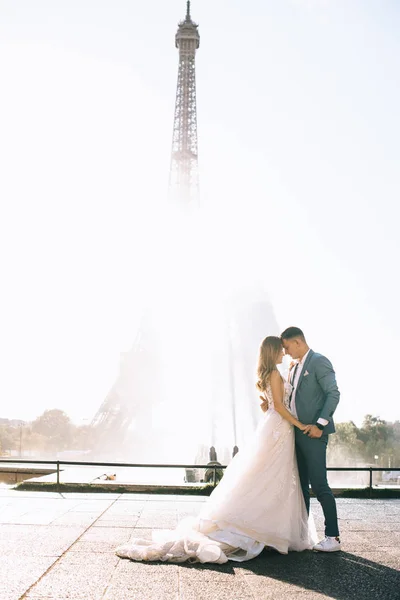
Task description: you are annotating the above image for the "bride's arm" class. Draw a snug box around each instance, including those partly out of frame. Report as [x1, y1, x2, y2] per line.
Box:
[270, 371, 308, 431]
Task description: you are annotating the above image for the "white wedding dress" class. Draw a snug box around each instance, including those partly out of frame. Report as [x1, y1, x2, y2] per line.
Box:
[116, 380, 317, 564]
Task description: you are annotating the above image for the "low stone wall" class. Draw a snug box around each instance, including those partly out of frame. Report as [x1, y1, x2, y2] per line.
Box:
[0, 467, 56, 485]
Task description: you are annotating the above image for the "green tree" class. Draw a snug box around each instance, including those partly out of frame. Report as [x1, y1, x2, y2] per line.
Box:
[390, 421, 400, 465]
[356, 415, 391, 464]
[327, 421, 364, 465]
[0, 425, 17, 454]
[22, 428, 48, 454]
[31, 409, 73, 452]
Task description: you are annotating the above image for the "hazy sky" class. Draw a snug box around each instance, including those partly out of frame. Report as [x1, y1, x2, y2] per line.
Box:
[0, 0, 399, 426]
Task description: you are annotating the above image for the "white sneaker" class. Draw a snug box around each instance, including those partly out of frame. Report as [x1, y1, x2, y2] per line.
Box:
[313, 536, 341, 552]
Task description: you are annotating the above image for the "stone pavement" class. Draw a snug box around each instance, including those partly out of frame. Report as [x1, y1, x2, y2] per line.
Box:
[0, 489, 399, 600]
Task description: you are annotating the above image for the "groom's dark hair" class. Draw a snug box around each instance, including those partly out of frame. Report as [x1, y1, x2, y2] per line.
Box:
[281, 327, 306, 341]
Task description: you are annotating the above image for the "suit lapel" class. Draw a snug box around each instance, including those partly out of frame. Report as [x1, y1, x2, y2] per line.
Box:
[296, 349, 314, 394]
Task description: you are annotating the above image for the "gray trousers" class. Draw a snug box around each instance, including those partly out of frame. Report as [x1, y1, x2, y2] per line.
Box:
[295, 430, 339, 538]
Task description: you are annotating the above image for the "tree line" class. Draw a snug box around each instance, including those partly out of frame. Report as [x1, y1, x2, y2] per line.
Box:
[327, 414, 400, 468]
[0, 410, 399, 467]
[0, 410, 95, 456]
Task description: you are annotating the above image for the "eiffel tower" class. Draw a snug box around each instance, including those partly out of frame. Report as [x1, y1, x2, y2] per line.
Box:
[169, 0, 200, 208]
[91, 2, 203, 459]
[91, 2, 279, 462]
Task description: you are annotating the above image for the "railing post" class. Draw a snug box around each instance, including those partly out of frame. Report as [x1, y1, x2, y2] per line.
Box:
[56, 461, 60, 492]
[369, 467, 373, 498]
[213, 466, 217, 488]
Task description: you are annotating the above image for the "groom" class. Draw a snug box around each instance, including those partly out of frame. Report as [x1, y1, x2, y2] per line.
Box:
[281, 327, 341, 552]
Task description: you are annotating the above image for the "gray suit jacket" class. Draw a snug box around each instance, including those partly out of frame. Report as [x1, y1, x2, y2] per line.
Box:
[293, 350, 340, 435]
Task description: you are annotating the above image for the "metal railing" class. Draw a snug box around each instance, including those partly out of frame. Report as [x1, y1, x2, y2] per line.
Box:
[1, 459, 399, 496]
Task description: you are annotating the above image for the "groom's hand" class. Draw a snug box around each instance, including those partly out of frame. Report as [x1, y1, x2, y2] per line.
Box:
[306, 425, 323, 438]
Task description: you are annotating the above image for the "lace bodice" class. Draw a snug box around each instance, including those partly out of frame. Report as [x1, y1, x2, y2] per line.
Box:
[264, 378, 292, 411]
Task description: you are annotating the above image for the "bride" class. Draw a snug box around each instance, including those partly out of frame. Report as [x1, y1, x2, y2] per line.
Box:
[116, 336, 317, 564]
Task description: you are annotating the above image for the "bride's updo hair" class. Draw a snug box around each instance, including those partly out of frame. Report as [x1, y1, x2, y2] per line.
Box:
[256, 336, 283, 392]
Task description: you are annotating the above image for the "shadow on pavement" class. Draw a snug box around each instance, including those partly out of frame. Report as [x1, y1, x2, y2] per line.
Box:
[180, 549, 400, 600]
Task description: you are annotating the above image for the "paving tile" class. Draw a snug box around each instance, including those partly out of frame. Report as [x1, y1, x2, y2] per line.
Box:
[0, 492, 399, 600]
[135, 513, 178, 528]
[0, 524, 85, 556]
[92, 516, 139, 528]
[69, 498, 115, 507]
[50, 513, 100, 526]
[179, 563, 236, 583]
[179, 580, 253, 599]
[69, 539, 124, 554]
[338, 518, 400, 532]
[101, 502, 145, 516]
[118, 493, 151, 501]
[240, 573, 310, 595]
[26, 554, 119, 599]
[103, 560, 178, 599]
[0, 556, 57, 600]
[81, 526, 133, 544]
[352, 550, 400, 570]
[104, 590, 178, 600]
[96, 511, 141, 520]
[115, 559, 179, 577]
[348, 530, 400, 549]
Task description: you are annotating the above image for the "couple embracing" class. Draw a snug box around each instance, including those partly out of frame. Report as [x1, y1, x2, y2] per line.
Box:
[116, 327, 341, 563]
